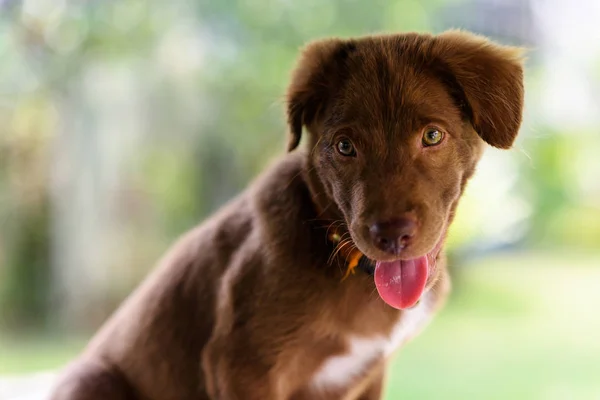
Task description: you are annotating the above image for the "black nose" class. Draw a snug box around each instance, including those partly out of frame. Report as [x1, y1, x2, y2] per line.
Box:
[369, 217, 417, 254]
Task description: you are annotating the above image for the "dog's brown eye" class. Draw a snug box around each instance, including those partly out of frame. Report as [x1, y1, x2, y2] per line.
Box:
[422, 128, 444, 146]
[336, 139, 356, 156]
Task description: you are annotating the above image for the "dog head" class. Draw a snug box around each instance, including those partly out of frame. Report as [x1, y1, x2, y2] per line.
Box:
[286, 31, 524, 309]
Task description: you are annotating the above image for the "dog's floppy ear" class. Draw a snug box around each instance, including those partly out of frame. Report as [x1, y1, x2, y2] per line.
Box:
[433, 30, 525, 149]
[286, 39, 357, 151]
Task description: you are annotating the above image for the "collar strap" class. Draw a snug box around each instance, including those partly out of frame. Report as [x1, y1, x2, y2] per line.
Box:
[328, 231, 375, 279]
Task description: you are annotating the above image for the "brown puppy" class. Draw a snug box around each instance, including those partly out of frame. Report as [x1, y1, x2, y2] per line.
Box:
[50, 30, 524, 400]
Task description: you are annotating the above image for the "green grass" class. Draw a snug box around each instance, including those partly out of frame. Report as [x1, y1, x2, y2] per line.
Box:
[2, 251, 600, 399]
[385, 252, 600, 399]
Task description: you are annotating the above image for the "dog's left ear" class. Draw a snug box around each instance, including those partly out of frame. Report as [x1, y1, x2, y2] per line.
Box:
[433, 31, 525, 149]
[286, 39, 357, 151]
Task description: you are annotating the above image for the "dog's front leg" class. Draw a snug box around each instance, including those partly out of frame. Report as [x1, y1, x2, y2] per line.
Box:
[347, 361, 386, 400]
[202, 266, 281, 400]
[357, 369, 385, 400]
[202, 333, 278, 400]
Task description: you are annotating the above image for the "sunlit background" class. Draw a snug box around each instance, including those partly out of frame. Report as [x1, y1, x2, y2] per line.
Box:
[1, 0, 599, 399]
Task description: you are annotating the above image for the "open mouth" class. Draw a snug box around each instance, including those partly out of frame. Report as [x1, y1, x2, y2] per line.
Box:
[328, 223, 447, 310]
[372, 233, 445, 310]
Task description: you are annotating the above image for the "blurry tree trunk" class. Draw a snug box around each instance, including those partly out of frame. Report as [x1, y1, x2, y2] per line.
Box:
[49, 64, 145, 332]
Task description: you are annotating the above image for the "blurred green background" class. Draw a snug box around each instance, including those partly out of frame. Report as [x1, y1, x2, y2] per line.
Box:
[1, 0, 599, 399]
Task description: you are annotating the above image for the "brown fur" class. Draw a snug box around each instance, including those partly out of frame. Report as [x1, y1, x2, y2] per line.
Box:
[50, 30, 524, 400]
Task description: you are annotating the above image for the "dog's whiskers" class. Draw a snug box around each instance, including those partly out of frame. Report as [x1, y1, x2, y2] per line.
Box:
[340, 242, 358, 265]
[328, 236, 352, 264]
[332, 232, 351, 252]
[324, 220, 347, 242]
[328, 238, 353, 265]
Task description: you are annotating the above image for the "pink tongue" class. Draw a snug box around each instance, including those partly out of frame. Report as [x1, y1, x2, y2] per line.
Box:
[374, 256, 428, 309]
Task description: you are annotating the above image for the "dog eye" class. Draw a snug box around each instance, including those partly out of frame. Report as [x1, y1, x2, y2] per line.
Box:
[422, 128, 444, 147]
[336, 139, 356, 156]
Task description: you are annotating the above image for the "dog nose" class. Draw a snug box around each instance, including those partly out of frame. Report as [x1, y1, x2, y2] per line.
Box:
[369, 218, 417, 254]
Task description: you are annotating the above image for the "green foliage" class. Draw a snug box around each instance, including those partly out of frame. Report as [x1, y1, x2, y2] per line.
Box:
[519, 130, 600, 250]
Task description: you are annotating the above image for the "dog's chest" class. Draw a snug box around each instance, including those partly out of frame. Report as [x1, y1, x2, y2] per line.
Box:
[309, 296, 433, 390]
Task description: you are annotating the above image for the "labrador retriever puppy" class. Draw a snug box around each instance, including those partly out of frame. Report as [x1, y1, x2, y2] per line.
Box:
[50, 30, 524, 400]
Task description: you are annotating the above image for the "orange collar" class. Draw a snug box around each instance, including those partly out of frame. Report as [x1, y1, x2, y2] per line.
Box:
[327, 229, 374, 280]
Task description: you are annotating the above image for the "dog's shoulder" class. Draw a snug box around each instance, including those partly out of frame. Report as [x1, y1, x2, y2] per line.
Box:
[248, 151, 318, 246]
[250, 150, 308, 211]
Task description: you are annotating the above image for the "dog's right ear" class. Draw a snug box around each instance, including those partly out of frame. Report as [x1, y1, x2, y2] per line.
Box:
[432, 31, 525, 149]
[286, 39, 357, 151]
